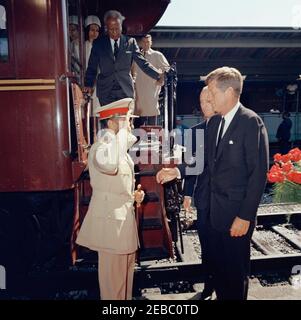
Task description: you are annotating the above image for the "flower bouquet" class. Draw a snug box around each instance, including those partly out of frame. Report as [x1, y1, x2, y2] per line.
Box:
[267, 148, 301, 203]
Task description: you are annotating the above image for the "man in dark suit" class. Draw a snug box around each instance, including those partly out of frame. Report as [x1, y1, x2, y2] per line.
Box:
[276, 111, 292, 154]
[182, 86, 215, 299]
[157, 87, 215, 299]
[157, 67, 269, 300]
[84, 10, 163, 106]
[204, 67, 269, 300]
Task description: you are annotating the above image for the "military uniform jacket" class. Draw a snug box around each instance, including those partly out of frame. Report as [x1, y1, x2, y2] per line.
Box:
[76, 129, 139, 254]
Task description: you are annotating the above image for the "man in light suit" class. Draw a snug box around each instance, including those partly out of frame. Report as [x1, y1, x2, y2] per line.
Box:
[84, 10, 163, 106]
[76, 98, 144, 300]
[132, 34, 170, 125]
[204, 67, 269, 300]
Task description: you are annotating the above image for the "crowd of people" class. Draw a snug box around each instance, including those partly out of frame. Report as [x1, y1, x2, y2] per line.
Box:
[69, 10, 169, 122]
[72, 10, 270, 301]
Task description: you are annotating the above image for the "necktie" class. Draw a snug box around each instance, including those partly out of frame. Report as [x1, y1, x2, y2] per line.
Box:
[215, 117, 225, 155]
[114, 39, 119, 59]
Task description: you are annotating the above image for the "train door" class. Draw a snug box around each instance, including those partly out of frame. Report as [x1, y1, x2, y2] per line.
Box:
[64, 0, 95, 263]
[64, 0, 177, 264]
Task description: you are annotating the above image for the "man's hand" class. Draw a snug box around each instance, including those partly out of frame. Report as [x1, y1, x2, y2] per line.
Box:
[230, 217, 250, 237]
[83, 87, 93, 95]
[118, 116, 131, 132]
[156, 167, 179, 184]
[183, 196, 192, 212]
[156, 72, 165, 86]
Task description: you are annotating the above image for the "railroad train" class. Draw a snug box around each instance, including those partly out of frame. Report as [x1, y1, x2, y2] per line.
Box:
[0, 0, 176, 281]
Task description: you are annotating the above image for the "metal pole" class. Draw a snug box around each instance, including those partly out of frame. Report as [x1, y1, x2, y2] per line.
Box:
[296, 89, 299, 142]
[164, 73, 169, 147]
[78, 0, 84, 86]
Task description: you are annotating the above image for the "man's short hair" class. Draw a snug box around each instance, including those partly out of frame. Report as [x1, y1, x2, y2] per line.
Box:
[142, 34, 152, 40]
[104, 10, 125, 24]
[205, 66, 243, 97]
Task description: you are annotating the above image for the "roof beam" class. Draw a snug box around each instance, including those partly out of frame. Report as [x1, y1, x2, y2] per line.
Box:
[153, 38, 301, 48]
[174, 61, 301, 80]
[152, 27, 301, 33]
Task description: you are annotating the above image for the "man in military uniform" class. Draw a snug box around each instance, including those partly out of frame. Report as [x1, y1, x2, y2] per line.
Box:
[76, 98, 144, 300]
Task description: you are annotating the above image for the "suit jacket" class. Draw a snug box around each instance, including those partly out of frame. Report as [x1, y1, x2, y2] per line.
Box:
[181, 120, 210, 211]
[76, 129, 139, 254]
[85, 35, 160, 104]
[206, 105, 269, 231]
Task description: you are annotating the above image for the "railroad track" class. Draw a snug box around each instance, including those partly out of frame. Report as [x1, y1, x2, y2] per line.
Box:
[133, 203, 301, 294]
[2, 203, 301, 299]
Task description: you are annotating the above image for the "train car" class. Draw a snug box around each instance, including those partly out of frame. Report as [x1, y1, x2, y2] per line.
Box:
[0, 0, 171, 276]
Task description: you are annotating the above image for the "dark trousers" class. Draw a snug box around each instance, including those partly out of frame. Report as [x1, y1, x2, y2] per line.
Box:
[207, 221, 254, 300]
[196, 208, 214, 295]
[279, 140, 291, 155]
[98, 82, 128, 106]
[134, 116, 157, 128]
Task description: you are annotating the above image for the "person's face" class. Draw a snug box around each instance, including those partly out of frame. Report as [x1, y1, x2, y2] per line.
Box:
[108, 117, 129, 133]
[106, 18, 122, 40]
[69, 24, 79, 41]
[141, 37, 152, 51]
[200, 91, 215, 119]
[207, 80, 229, 115]
[89, 24, 100, 41]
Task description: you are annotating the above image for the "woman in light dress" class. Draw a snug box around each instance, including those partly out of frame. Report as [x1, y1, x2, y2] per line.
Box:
[84, 15, 101, 111]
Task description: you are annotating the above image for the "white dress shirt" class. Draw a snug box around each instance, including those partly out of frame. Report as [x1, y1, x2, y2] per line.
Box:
[216, 101, 240, 145]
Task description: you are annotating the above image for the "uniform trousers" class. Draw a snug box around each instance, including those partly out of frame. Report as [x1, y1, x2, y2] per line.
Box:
[98, 251, 136, 300]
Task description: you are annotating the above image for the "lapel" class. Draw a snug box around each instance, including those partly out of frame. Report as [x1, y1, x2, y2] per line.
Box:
[215, 105, 242, 162]
[116, 35, 126, 61]
[104, 35, 114, 61]
[208, 116, 221, 172]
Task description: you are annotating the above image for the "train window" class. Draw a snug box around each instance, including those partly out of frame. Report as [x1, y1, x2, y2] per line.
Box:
[0, 4, 8, 62]
[67, 0, 84, 85]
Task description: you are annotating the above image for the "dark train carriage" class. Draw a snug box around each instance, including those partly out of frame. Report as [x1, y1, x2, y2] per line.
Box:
[0, 0, 170, 274]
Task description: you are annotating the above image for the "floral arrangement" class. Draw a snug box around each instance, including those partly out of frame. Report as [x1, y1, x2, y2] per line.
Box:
[267, 148, 301, 203]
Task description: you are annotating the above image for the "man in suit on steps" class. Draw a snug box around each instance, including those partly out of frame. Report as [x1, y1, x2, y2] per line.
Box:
[84, 10, 163, 106]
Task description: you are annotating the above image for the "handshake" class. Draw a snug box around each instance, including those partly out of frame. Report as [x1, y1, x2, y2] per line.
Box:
[156, 167, 192, 212]
[156, 167, 180, 184]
